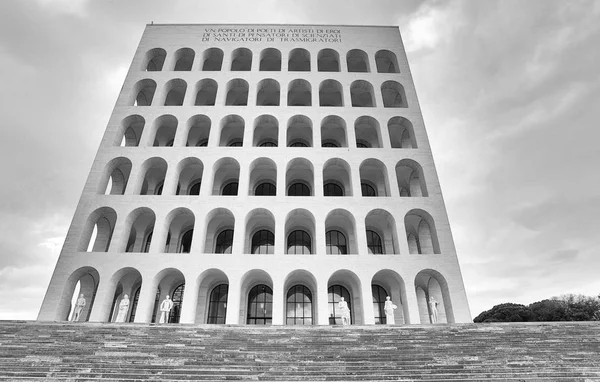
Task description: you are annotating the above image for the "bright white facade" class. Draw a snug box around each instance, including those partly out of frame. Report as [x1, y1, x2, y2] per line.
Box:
[38, 24, 471, 325]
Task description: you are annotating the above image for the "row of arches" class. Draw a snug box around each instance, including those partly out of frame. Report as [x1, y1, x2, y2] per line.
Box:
[62, 266, 451, 325]
[81, 207, 440, 256]
[131, 78, 407, 108]
[101, 156, 428, 199]
[143, 47, 399, 73]
[117, 114, 416, 149]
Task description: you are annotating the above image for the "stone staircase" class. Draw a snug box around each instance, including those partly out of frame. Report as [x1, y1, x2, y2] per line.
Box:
[0, 321, 599, 381]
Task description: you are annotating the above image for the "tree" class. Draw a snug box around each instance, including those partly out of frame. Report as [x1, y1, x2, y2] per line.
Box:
[473, 303, 534, 323]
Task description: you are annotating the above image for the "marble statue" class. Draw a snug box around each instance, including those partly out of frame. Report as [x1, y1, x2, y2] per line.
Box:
[338, 297, 351, 325]
[71, 293, 86, 322]
[429, 297, 438, 324]
[115, 294, 130, 323]
[159, 295, 174, 323]
[384, 296, 397, 325]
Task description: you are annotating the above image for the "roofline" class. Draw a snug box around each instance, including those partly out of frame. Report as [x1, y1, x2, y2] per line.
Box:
[145, 23, 399, 29]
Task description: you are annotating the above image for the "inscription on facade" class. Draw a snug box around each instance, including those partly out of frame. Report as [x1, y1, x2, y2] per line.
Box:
[201, 28, 342, 43]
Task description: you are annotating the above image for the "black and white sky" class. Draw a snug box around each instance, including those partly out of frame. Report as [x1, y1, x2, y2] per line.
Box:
[1, 0, 599, 320]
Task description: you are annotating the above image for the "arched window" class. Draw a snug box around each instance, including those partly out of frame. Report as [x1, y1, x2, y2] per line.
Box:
[222, 182, 238, 195]
[231, 48, 252, 71]
[372, 285, 388, 324]
[173, 48, 194, 71]
[215, 229, 234, 254]
[288, 182, 310, 196]
[251, 230, 274, 254]
[207, 284, 228, 324]
[247, 284, 273, 325]
[375, 50, 399, 73]
[286, 285, 313, 325]
[178, 229, 193, 253]
[288, 48, 310, 71]
[128, 287, 141, 323]
[144, 48, 166, 71]
[318, 49, 340, 72]
[259, 48, 281, 71]
[328, 285, 351, 325]
[168, 283, 185, 323]
[326, 230, 347, 255]
[287, 230, 311, 254]
[189, 181, 201, 196]
[202, 48, 223, 71]
[361, 183, 377, 197]
[255, 182, 276, 196]
[323, 183, 343, 197]
[366, 230, 383, 254]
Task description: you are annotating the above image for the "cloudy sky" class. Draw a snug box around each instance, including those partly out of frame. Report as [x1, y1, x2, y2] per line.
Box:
[1, 0, 599, 320]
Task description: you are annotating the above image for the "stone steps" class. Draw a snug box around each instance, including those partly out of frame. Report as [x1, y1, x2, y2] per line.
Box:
[0, 321, 599, 381]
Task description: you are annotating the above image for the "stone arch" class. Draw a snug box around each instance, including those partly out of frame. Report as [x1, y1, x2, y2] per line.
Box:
[375, 50, 399, 73]
[219, 115, 245, 147]
[360, 158, 390, 197]
[355, 116, 382, 148]
[172, 48, 194, 71]
[163, 208, 195, 253]
[325, 209, 357, 254]
[142, 48, 166, 71]
[259, 48, 281, 71]
[240, 269, 274, 325]
[151, 268, 186, 323]
[319, 79, 343, 107]
[248, 157, 277, 196]
[365, 209, 399, 254]
[211, 157, 240, 196]
[405, 209, 440, 254]
[121, 207, 156, 253]
[415, 269, 453, 323]
[104, 267, 142, 322]
[231, 48, 252, 71]
[204, 208, 235, 254]
[225, 79, 249, 106]
[253, 114, 278, 147]
[130, 79, 156, 106]
[351, 80, 375, 107]
[244, 208, 276, 254]
[288, 48, 310, 71]
[202, 48, 223, 71]
[388, 116, 417, 148]
[318, 49, 340, 72]
[327, 269, 363, 324]
[346, 49, 370, 72]
[98, 157, 132, 195]
[285, 208, 316, 255]
[175, 157, 203, 196]
[286, 158, 314, 196]
[396, 159, 428, 197]
[287, 79, 311, 106]
[283, 269, 318, 325]
[57, 266, 100, 322]
[138, 157, 168, 195]
[322, 158, 352, 196]
[382, 80, 408, 108]
[185, 115, 211, 147]
[256, 79, 280, 106]
[371, 269, 409, 324]
[287, 115, 313, 147]
[78, 207, 117, 252]
[150, 114, 178, 147]
[195, 268, 229, 323]
[194, 79, 217, 106]
[116, 115, 144, 146]
[321, 115, 347, 147]
[162, 78, 187, 106]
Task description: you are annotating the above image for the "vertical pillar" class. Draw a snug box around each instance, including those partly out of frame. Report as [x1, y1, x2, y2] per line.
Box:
[134, 278, 158, 323]
[360, 280, 375, 325]
[405, 284, 421, 325]
[225, 277, 241, 324]
[180, 275, 199, 324]
[272, 275, 284, 325]
[317, 276, 330, 325]
[149, 210, 167, 254]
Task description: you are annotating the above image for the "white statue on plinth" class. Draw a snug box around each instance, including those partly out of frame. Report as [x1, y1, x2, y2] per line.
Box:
[159, 295, 174, 323]
[71, 293, 86, 322]
[429, 297, 438, 324]
[338, 297, 351, 325]
[384, 296, 397, 325]
[115, 294, 130, 323]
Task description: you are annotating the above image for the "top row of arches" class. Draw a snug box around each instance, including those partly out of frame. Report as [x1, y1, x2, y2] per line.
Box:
[143, 48, 400, 73]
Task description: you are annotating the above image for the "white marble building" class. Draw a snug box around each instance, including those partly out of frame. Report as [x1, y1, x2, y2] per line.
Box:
[38, 24, 472, 325]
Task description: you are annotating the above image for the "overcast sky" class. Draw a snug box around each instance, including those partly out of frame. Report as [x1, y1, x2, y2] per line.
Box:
[1, 0, 599, 321]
